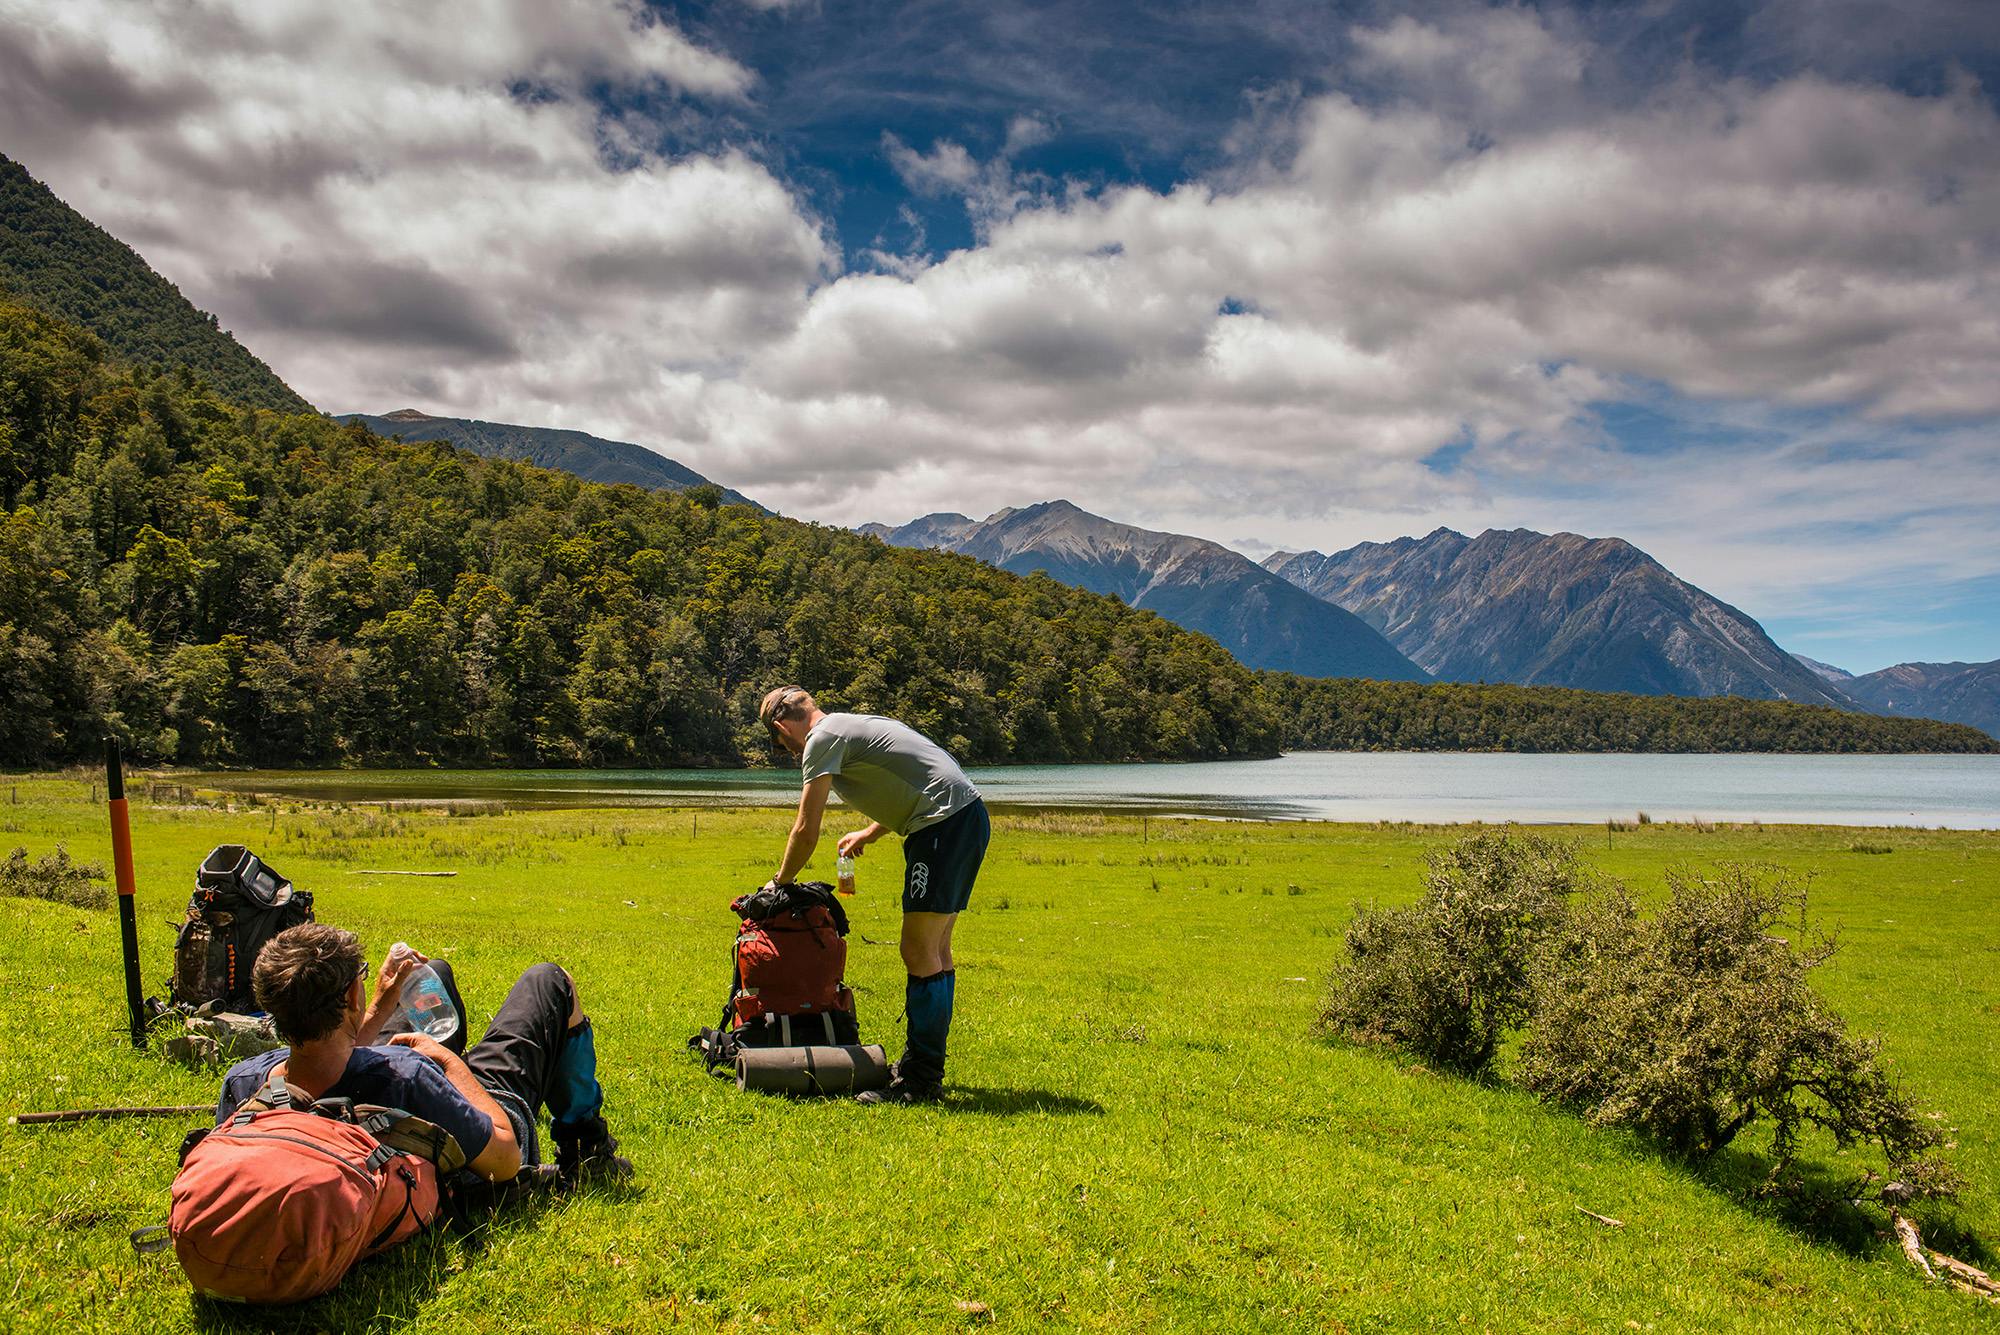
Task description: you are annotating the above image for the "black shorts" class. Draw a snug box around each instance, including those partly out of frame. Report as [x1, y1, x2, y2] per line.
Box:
[903, 798, 989, 915]
[380, 959, 576, 1166]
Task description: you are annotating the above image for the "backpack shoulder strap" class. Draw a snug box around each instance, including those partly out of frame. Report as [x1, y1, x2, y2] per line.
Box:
[686, 1025, 741, 1075]
[232, 1074, 311, 1125]
[349, 1104, 468, 1175]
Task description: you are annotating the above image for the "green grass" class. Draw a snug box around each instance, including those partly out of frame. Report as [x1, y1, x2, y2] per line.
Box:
[0, 773, 1996, 1331]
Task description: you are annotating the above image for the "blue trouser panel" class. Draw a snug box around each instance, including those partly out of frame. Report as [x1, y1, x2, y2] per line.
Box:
[903, 968, 955, 1084]
[549, 1018, 604, 1128]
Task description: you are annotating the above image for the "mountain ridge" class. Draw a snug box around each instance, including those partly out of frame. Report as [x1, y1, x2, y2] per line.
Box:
[1796, 656, 1857, 683]
[864, 500, 1429, 682]
[339, 409, 763, 510]
[1840, 660, 2000, 739]
[1263, 527, 1854, 707]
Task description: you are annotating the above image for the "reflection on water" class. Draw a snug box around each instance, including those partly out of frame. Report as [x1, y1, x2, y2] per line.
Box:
[195, 752, 2000, 829]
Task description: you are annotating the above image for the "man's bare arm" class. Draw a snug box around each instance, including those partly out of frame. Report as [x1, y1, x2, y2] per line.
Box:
[774, 775, 833, 883]
[389, 1033, 522, 1181]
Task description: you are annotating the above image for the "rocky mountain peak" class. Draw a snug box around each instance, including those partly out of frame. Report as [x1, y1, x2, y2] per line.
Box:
[863, 501, 1427, 682]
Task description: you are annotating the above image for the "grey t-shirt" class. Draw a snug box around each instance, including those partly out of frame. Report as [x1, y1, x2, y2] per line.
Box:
[801, 713, 980, 836]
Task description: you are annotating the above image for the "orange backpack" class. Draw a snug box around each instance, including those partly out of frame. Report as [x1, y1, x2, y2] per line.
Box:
[161, 1079, 463, 1304]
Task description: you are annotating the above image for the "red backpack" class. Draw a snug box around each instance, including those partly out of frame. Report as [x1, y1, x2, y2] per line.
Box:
[161, 1078, 464, 1304]
[688, 883, 859, 1068]
[732, 893, 854, 1028]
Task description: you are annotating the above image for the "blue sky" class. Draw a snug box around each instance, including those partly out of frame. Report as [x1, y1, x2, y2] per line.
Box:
[2, 0, 1996, 672]
[658, 0, 2000, 269]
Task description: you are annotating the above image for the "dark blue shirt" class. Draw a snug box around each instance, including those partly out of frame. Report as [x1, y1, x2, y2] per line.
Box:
[216, 1045, 494, 1161]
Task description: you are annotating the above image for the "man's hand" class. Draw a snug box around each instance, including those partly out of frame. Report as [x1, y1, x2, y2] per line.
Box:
[374, 947, 425, 1005]
[387, 1031, 453, 1069]
[837, 824, 885, 858]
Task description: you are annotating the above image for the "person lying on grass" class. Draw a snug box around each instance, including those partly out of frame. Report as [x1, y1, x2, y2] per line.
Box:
[214, 923, 631, 1188]
[760, 686, 991, 1105]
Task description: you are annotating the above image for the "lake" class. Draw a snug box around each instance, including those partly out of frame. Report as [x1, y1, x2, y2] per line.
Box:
[194, 752, 2000, 829]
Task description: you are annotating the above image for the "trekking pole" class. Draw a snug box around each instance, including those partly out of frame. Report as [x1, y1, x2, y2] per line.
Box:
[10, 1104, 212, 1126]
[105, 738, 147, 1048]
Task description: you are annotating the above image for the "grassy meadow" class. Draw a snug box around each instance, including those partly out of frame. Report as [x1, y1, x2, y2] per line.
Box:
[0, 771, 1995, 1332]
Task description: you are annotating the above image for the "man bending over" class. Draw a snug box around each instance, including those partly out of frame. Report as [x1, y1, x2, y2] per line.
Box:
[760, 686, 991, 1105]
[215, 923, 630, 1186]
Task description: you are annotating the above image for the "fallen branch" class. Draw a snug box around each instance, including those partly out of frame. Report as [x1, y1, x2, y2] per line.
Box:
[1892, 1212, 2000, 1302]
[1930, 1250, 2000, 1299]
[1894, 1213, 1937, 1281]
[11, 1104, 212, 1125]
[348, 869, 458, 877]
[1575, 1206, 1624, 1228]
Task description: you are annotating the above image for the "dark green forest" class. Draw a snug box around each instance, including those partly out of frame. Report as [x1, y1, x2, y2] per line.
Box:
[0, 154, 311, 416]
[1263, 675, 1992, 754]
[0, 296, 1990, 768]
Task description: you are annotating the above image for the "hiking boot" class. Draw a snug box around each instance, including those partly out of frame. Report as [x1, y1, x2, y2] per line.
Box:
[855, 1076, 944, 1106]
[552, 1115, 633, 1187]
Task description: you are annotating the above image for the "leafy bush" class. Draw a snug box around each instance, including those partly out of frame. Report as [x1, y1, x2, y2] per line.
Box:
[1318, 832, 1584, 1075]
[0, 844, 109, 908]
[1519, 866, 1956, 1200]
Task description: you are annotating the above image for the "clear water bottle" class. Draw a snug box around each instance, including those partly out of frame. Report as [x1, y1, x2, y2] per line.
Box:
[835, 853, 857, 897]
[389, 942, 459, 1041]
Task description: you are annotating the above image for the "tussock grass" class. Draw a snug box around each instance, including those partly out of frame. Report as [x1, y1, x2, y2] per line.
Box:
[1, 843, 109, 909]
[0, 774, 1994, 1331]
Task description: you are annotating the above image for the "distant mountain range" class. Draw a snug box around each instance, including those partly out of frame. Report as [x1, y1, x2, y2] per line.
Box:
[0, 152, 311, 414]
[1264, 528, 1852, 707]
[1796, 656, 1856, 684]
[1831, 660, 2000, 739]
[861, 501, 1428, 681]
[338, 410, 762, 509]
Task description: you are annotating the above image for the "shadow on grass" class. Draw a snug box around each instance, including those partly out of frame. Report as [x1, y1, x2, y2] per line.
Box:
[943, 1085, 1104, 1116]
[1332, 1035, 1989, 1269]
[186, 1178, 612, 1333]
[1672, 1140, 1991, 1267]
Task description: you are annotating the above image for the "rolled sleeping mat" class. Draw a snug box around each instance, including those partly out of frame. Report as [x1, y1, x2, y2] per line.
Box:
[735, 1044, 892, 1095]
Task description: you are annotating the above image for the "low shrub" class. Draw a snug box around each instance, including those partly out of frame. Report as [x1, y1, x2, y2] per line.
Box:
[0, 845, 110, 909]
[1519, 865, 1956, 1201]
[1318, 832, 1584, 1075]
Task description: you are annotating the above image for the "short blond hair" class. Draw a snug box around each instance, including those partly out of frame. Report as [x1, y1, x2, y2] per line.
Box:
[758, 686, 815, 734]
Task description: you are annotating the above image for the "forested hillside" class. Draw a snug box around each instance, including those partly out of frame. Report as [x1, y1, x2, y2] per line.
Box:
[1262, 675, 1994, 754]
[0, 298, 1273, 768]
[1, 297, 1988, 768]
[0, 155, 311, 416]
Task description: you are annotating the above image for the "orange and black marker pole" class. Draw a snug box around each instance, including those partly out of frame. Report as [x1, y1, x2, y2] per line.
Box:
[104, 739, 146, 1047]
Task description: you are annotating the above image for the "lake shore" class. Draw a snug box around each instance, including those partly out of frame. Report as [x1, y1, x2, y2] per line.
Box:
[113, 750, 2000, 829]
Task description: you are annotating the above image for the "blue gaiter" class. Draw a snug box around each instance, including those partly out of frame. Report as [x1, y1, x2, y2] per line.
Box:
[903, 969, 955, 1084]
[549, 1018, 605, 1127]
